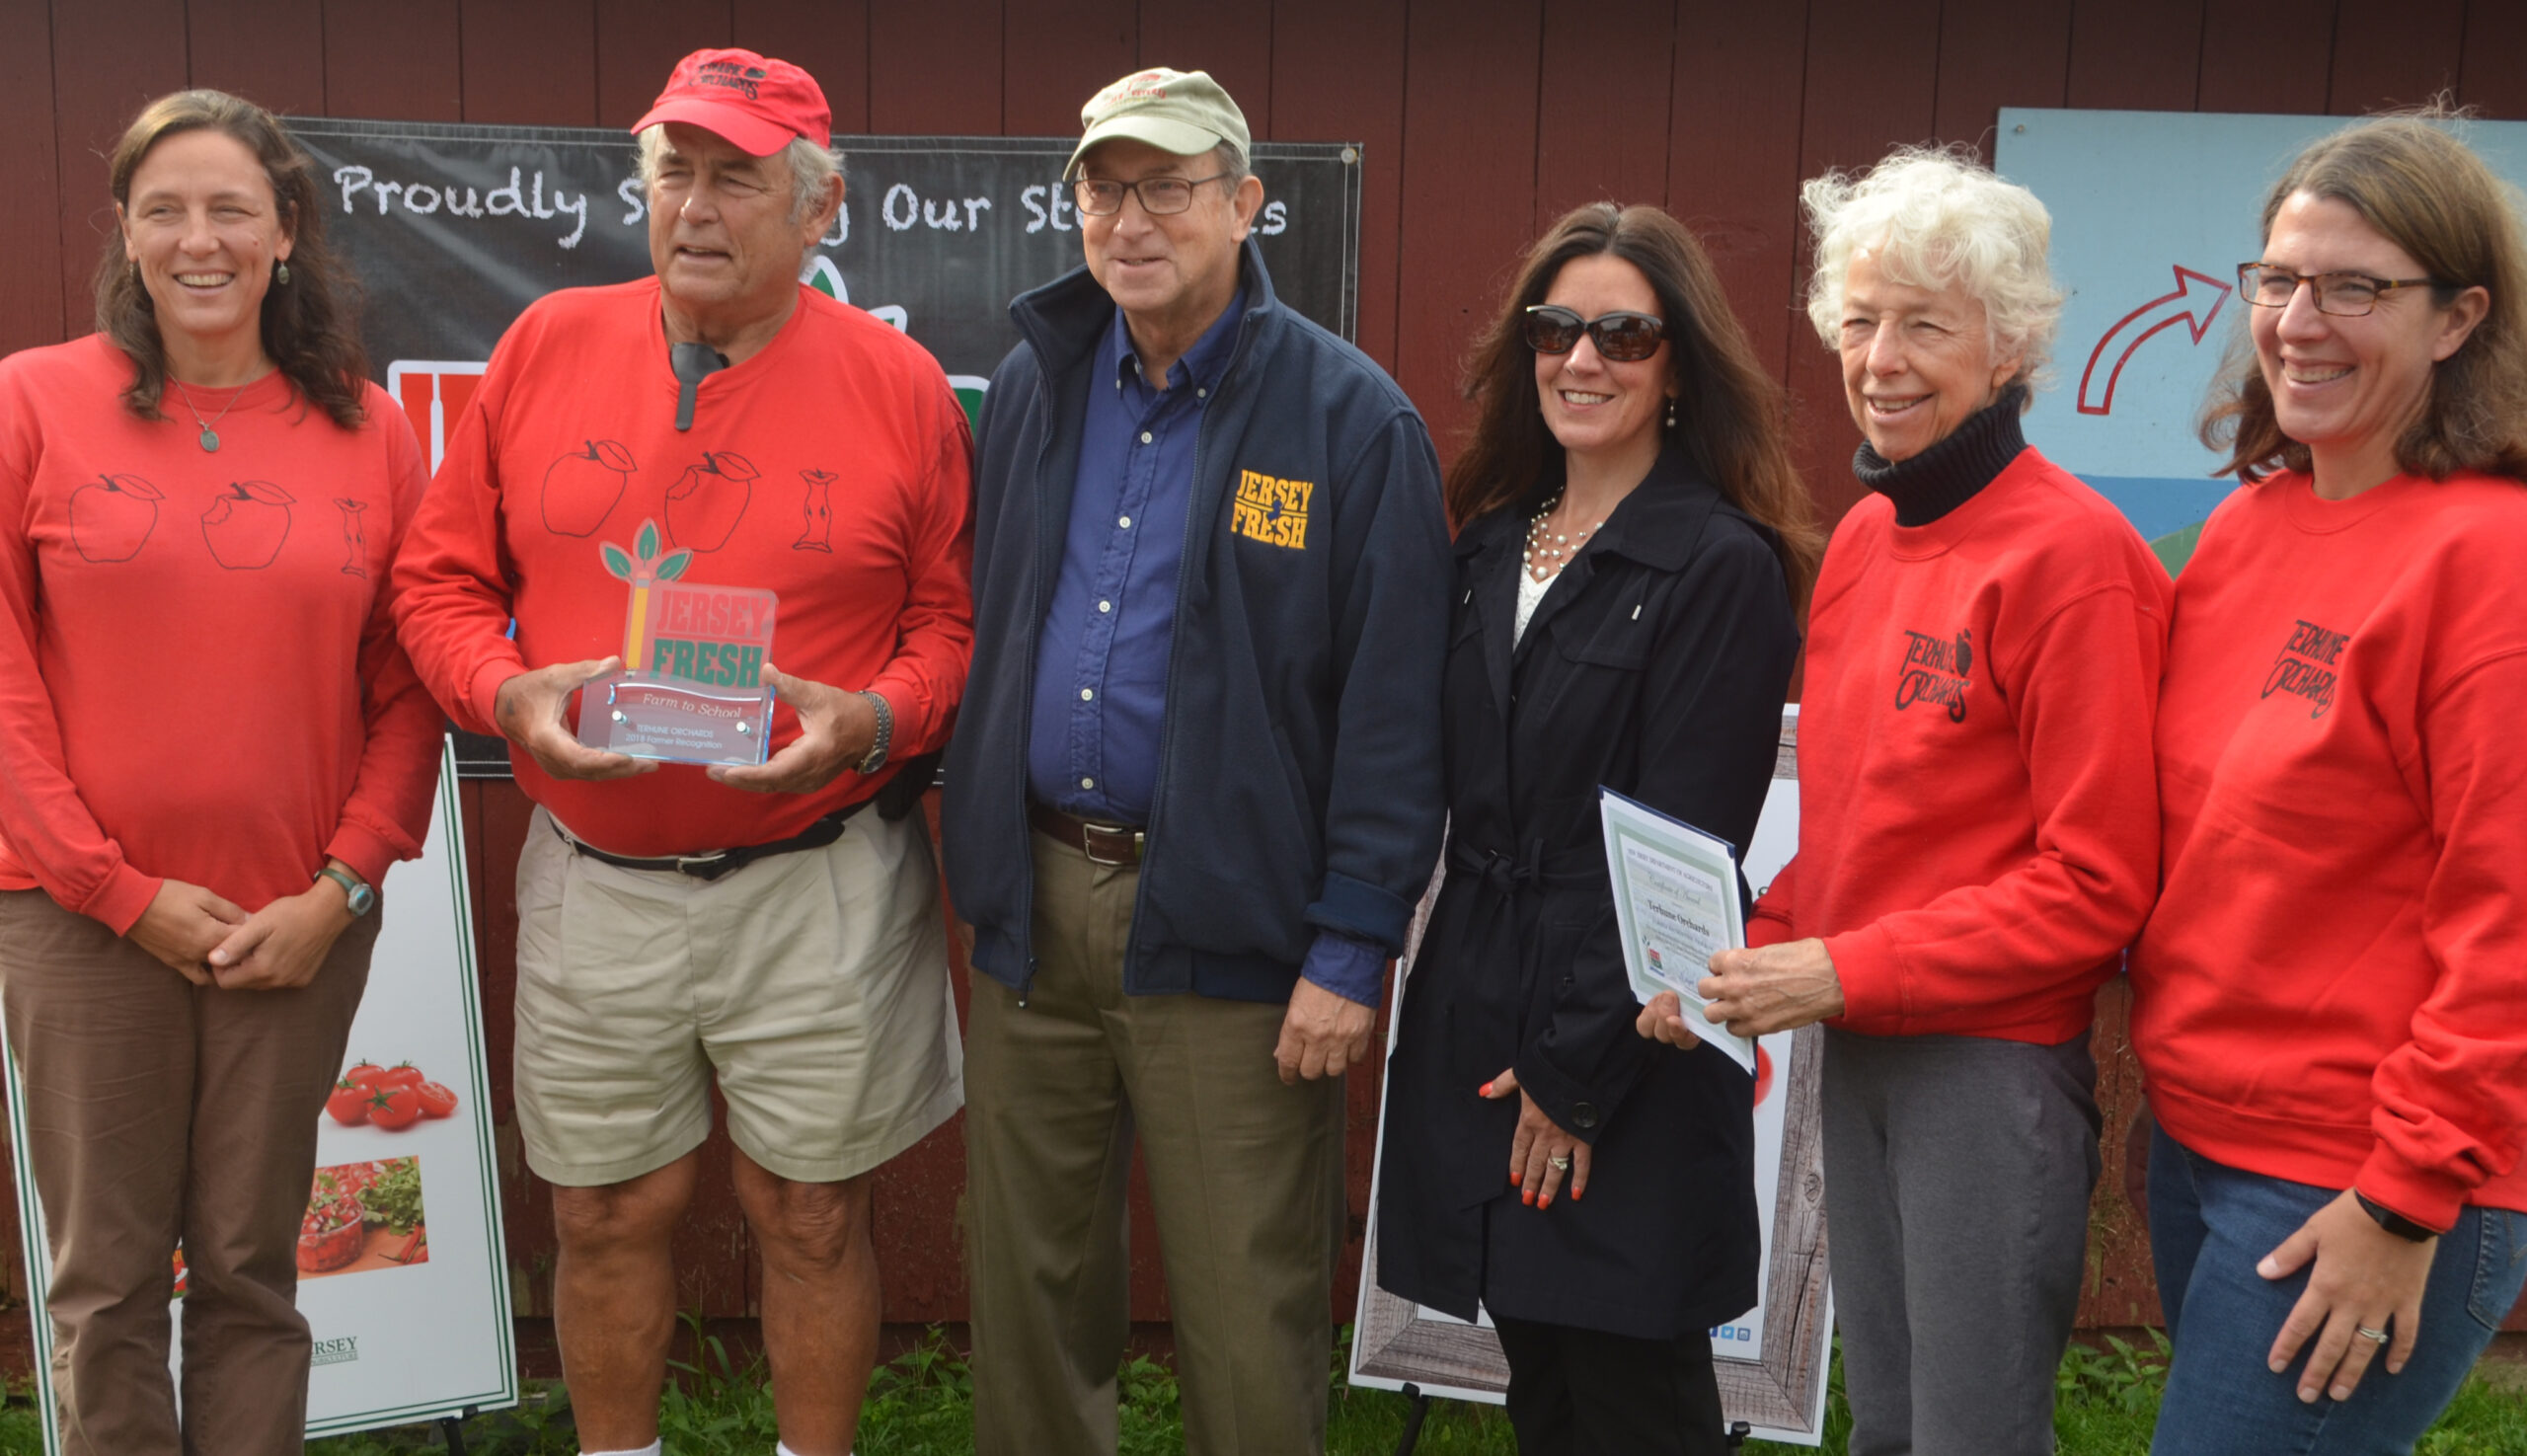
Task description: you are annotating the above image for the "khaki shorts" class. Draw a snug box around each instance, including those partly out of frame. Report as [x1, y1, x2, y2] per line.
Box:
[513, 805, 962, 1187]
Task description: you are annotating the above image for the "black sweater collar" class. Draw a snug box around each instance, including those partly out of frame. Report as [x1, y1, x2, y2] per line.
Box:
[1851, 384, 2029, 526]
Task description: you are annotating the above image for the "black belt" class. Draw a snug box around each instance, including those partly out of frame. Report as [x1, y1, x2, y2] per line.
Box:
[1445, 835, 1607, 894]
[555, 798, 871, 881]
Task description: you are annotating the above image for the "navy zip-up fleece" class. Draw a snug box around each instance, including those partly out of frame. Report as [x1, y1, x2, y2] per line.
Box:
[941, 238, 1451, 1004]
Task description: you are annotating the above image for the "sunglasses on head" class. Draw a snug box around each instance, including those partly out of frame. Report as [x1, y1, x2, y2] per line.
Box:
[1523, 305, 1667, 362]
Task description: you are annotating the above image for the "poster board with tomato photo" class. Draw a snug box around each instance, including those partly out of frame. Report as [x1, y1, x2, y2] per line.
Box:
[1350, 708, 1833, 1445]
[2, 738, 516, 1447]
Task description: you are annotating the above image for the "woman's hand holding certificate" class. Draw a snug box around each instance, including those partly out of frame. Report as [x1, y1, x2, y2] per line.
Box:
[1701, 939, 1846, 1036]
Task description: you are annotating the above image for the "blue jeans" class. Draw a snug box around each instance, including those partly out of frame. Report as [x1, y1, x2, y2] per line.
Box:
[2148, 1131, 2527, 1455]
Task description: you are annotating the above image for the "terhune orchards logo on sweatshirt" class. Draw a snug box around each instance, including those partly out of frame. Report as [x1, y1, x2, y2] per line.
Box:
[2263, 619, 2345, 720]
[1894, 627, 1972, 723]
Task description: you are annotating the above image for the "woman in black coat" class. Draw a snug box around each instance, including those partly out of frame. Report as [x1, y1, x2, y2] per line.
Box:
[1376, 202, 1817, 1455]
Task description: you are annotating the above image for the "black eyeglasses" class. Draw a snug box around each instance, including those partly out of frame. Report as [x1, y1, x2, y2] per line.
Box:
[1071, 173, 1235, 217]
[2236, 264, 2446, 318]
[1522, 305, 1667, 362]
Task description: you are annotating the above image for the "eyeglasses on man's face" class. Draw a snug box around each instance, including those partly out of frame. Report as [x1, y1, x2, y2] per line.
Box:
[1071, 172, 1235, 217]
[2236, 263, 2446, 318]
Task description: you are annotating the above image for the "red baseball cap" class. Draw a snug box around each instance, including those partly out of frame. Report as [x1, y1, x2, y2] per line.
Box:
[631, 47, 830, 156]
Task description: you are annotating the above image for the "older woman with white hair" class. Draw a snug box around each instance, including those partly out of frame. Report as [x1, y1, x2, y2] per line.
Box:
[1640, 146, 2173, 1453]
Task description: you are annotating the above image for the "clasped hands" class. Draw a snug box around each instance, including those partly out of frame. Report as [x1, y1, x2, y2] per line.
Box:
[128, 866, 358, 991]
[1636, 936, 1846, 1046]
[492, 655, 879, 794]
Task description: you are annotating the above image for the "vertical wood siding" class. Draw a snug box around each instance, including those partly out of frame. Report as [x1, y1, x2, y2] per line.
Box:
[3, 0, 2519, 1355]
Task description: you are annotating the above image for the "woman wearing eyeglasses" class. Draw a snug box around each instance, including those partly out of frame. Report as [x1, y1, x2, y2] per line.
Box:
[1374, 202, 1817, 1453]
[2127, 116, 2527, 1456]
[1637, 147, 2172, 1453]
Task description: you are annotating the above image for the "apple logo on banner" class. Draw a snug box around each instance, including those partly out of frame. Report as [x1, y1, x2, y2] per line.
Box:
[200, 481, 296, 570]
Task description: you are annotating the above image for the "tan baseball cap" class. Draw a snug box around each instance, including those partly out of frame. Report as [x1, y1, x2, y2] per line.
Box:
[1064, 67, 1252, 180]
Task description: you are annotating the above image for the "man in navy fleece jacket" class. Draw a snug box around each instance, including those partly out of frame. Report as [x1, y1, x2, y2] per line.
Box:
[939, 65, 1450, 1456]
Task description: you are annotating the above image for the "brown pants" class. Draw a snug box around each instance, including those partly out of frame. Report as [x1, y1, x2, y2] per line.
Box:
[0, 888, 375, 1456]
[963, 831, 1346, 1456]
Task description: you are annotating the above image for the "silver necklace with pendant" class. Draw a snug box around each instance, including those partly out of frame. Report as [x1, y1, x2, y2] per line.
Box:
[171, 378, 245, 452]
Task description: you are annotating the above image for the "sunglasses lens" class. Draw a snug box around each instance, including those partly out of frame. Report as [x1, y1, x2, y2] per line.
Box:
[1524, 309, 1584, 354]
[1594, 315, 1663, 362]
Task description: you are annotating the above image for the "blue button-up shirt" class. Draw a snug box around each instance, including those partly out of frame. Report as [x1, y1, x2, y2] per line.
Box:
[1026, 288, 1387, 1008]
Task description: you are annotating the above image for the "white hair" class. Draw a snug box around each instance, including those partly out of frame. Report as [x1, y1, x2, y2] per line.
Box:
[637, 125, 843, 227]
[1800, 146, 2064, 387]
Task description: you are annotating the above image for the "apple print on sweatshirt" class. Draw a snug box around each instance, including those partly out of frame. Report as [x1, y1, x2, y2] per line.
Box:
[795, 468, 836, 553]
[664, 450, 757, 553]
[336, 498, 369, 577]
[200, 481, 295, 570]
[543, 439, 637, 537]
[70, 473, 164, 563]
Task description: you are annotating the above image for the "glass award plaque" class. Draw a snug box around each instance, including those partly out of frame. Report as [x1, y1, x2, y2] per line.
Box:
[573, 521, 780, 767]
[578, 674, 777, 765]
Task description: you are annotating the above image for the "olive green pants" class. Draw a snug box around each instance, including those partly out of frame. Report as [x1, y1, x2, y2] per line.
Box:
[963, 830, 1346, 1456]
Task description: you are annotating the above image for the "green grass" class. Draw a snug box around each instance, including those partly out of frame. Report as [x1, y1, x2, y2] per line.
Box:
[0, 1321, 2507, 1453]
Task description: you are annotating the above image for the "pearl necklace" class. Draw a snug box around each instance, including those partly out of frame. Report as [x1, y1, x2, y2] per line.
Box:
[1523, 493, 1604, 582]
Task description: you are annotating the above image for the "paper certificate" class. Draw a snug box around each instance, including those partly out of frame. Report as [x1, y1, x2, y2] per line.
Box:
[1600, 788, 1758, 1076]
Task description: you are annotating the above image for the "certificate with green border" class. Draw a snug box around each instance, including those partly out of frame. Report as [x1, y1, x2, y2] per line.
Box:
[1599, 786, 1758, 1076]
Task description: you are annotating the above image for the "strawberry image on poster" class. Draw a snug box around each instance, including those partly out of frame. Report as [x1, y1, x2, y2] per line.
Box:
[200, 481, 295, 570]
[543, 439, 637, 537]
[665, 450, 757, 553]
[795, 468, 836, 552]
[69, 473, 163, 563]
[336, 498, 369, 577]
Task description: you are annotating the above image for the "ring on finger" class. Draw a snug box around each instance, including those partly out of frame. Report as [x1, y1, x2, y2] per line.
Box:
[2354, 1325, 2390, 1344]
[1548, 1154, 1570, 1172]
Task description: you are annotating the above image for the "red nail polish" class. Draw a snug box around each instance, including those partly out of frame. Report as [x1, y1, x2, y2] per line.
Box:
[1571, 1187, 1583, 1201]
[1479, 1081, 1493, 1098]
[1539, 1195, 1552, 1210]
[1521, 1188, 1535, 1206]
[1510, 1170, 1522, 1186]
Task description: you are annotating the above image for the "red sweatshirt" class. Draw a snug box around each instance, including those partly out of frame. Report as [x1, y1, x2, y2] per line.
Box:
[2132, 471, 2527, 1225]
[0, 336, 442, 932]
[392, 278, 973, 856]
[1751, 448, 2171, 1042]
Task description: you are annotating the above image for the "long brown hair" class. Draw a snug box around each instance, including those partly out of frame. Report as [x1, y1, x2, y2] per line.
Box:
[1447, 203, 1821, 601]
[95, 89, 369, 429]
[2203, 112, 2527, 484]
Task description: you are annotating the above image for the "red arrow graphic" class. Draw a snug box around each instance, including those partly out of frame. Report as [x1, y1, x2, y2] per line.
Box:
[2076, 266, 2233, 417]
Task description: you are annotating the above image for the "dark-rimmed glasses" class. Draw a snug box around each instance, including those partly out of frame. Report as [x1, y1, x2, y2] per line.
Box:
[1071, 173, 1234, 217]
[2236, 264, 2446, 318]
[1522, 305, 1667, 362]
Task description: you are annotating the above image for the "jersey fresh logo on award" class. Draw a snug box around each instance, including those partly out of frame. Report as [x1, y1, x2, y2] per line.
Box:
[599, 519, 777, 688]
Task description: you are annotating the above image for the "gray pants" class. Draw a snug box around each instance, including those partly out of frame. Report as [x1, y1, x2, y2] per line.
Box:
[1822, 1027, 2101, 1456]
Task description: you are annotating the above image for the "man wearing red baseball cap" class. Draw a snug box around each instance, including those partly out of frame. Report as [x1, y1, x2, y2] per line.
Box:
[395, 46, 973, 1456]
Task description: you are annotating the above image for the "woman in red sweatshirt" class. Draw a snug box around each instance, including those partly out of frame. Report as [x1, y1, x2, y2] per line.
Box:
[2130, 116, 2527, 1455]
[0, 91, 439, 1454]
[1641, 147, 2173, 1455]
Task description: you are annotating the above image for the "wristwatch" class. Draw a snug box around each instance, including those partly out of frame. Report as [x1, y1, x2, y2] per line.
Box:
[2352, 1189, 2439, 1243]
[314, 865, 377, 916]
[854, 690, 894, 775]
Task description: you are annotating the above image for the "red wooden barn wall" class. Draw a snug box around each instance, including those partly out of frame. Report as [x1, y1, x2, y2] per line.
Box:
[4, 0, 2524, 1356]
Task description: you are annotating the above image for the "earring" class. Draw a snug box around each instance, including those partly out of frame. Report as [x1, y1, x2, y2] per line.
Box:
[128, 261, 139, 282]
[275, 261, 291, 285]
[1665, 396, 1678, 430]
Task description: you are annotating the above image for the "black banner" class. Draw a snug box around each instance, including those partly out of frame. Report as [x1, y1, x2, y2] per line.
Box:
[287, 118, 1360, 416]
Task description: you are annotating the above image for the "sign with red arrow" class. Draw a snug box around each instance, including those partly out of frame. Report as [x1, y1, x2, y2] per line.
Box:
[2076, 265, 2233, 416]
